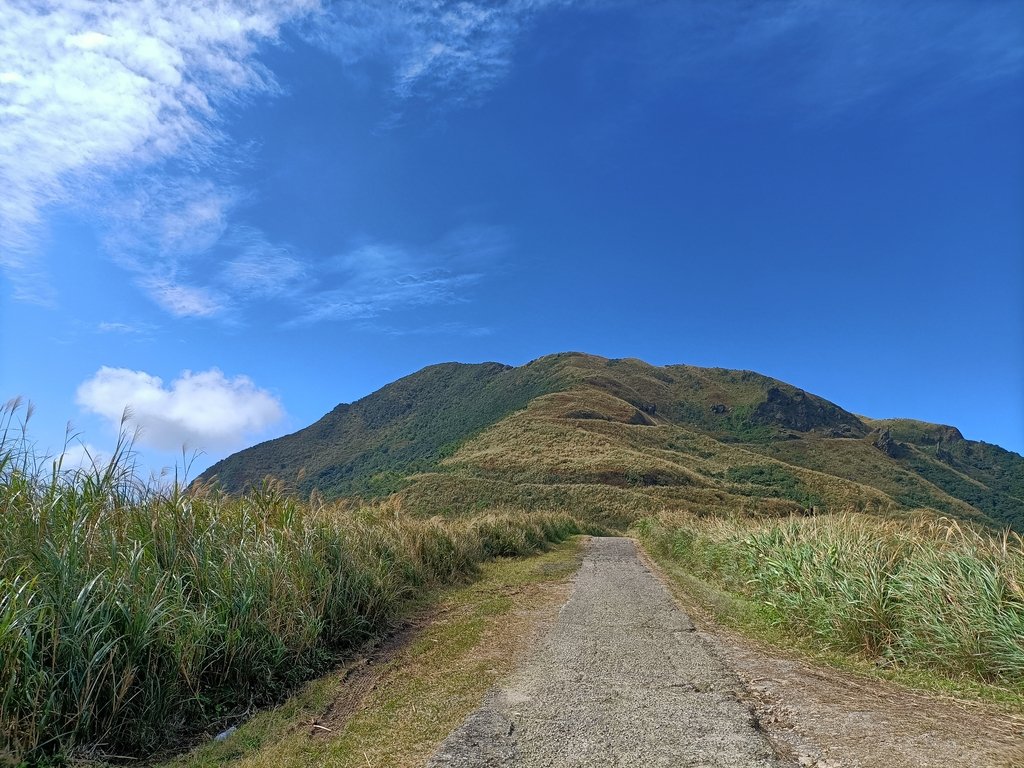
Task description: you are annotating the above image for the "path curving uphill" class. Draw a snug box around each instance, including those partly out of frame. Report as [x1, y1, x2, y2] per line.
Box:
[427, 537, 780, 767]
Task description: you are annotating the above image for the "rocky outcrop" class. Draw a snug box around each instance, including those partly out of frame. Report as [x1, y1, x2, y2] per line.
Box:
[750, 387, 867, 436]
[628, 409, 656, 426]
[871, 428, 906, 459]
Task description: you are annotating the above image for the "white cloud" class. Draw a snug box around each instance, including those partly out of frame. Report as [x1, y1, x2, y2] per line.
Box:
[365, 321, 494, 337]
[218, 229, 305, 298]
[6, 0, 1017, 319]
[0, 0, 317, 292]
[76, 366, 284, 451]
[100, 176, 234, 268]
[97, 320, 158, 335]
[101, 176, 238, 315]
[138, 276, 225, 318]
[308, 1, 560, 107]
[1, 0, 544, 313]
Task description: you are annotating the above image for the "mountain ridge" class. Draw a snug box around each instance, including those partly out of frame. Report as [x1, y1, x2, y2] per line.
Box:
[198, 352, 1024, 531]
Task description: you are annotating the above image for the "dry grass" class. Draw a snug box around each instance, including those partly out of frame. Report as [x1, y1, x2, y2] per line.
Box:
[405, 388, 907, 525]
[635, 511, 1024, 693]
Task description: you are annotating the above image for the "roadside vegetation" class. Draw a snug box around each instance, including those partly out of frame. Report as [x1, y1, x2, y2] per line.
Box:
[635, 511, 1024, 699]
[160, 539, 584, 768]
[0, 402, 584, 765]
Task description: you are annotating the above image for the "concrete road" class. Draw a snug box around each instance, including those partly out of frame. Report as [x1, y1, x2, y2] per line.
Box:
[427, 537, 781, 767]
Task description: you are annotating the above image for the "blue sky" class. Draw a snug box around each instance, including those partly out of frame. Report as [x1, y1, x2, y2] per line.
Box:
[1, 0, 1022, 476]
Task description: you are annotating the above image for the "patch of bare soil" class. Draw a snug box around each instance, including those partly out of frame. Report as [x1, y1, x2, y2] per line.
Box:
[639, 545, 1024, 768]
[724, 642, 1024, 768]
[306, 610, 439, 739]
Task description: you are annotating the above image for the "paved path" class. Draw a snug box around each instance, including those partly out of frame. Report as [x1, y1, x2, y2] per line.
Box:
[427, 537, 781, 767]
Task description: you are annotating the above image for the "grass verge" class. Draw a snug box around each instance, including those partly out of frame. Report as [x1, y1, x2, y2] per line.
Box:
[634, 512, 1024, 711]
[156, 538, 585, 768]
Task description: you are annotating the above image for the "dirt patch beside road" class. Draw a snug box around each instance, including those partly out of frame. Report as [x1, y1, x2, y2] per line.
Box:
[641, 545, 1024, 768]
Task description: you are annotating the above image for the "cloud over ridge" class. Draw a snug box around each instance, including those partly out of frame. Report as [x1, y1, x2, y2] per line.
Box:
[76, 366, 284, 451]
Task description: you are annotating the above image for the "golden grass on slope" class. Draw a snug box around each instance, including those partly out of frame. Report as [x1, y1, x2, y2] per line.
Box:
[399, 473, 661, 529]
[750, 437, 988, 521]
[444, 412, 706, 487]
[420, 388, 907, 524]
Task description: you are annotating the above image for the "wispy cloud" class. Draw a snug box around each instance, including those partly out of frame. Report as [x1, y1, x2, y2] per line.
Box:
[634, 1, 1023, 113]
[5, 1, 1016, 317]
[217, 228, 306, 299]
[291, 225, 508, 326]
[1, 1, 544, 316]
[99, 177, 303, 317]
[0, 0, 318, 298]
[307, 1, 561, 107]
[363, 321, 494, 337]
[96, 320, 159, 337]
[76, 366, 284, 451]
[138, 276, 226, 319]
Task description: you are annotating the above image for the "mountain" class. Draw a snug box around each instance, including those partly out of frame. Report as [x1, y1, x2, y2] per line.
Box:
[198, 353, 1024, 531]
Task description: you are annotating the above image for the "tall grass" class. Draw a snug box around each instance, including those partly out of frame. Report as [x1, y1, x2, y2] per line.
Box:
[636, 511, 1024, 690]
[0, 403, 582, 764]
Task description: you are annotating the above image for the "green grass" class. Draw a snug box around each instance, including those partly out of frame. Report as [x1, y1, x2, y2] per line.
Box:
[198, 358, 572, 498]
[634, 512, 1024, 705]
[725, 464, 824, 507]
[0, 402, 583, 765]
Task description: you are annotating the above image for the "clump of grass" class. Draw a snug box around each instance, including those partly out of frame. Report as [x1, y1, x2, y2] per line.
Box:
[0, 402, 582, 765]
[635, 511, 1024, 690]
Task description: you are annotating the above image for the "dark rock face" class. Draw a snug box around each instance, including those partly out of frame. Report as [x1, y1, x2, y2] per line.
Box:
[710, 404, 729, 415]
[628, 409, 656, 426]
[872, 428, 906, 459]
[750, 387, 867, 436]
[884, 421, 965, 449]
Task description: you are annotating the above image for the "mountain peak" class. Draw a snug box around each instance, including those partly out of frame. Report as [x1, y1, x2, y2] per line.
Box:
[198, 353, 1024, 531]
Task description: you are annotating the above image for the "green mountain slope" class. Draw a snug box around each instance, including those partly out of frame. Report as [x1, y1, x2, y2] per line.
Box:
[199, 358, 570, 497]
[199, 353, 1024, 531]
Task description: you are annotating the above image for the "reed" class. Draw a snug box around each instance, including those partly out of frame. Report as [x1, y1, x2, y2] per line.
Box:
[636, 510, 1024, 689]
[0, 402, 581, 764]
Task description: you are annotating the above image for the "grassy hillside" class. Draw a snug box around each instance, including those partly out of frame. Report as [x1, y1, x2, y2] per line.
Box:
[199, 358, 570, 498]
[200, 353, 1024, 532]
